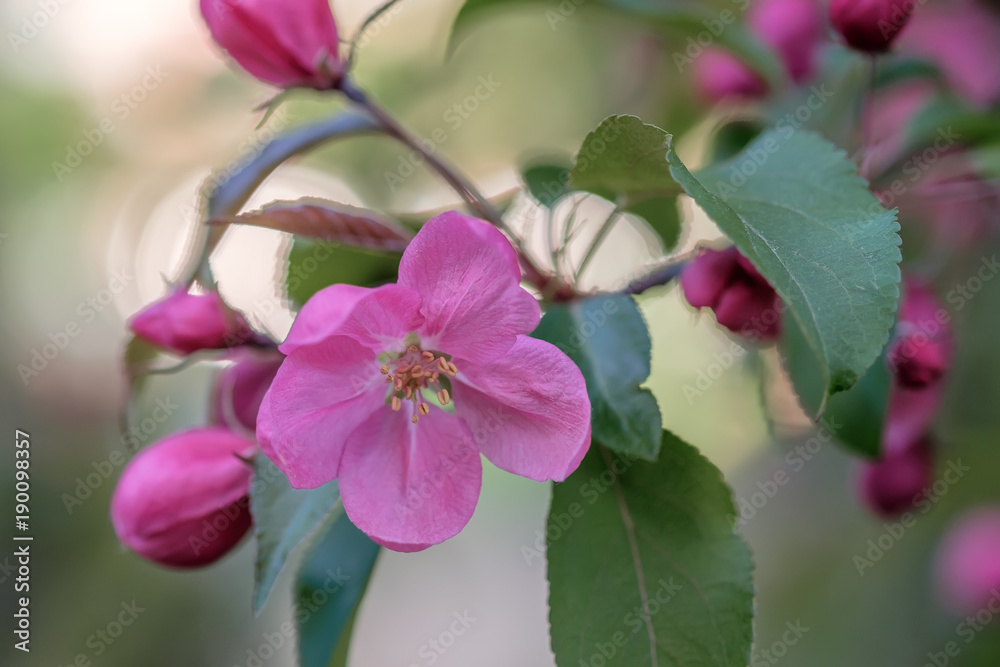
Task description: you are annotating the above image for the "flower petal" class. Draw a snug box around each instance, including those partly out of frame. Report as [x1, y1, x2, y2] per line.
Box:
[453, 335, 591, 482]
[258, 336, 385, 488]
[398, 211, 540, 363]
[281, 283, 423, 355]
[339, 407, 482, 552]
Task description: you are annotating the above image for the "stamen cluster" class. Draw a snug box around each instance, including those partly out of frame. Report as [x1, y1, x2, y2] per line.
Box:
[381, 345, 457, 423]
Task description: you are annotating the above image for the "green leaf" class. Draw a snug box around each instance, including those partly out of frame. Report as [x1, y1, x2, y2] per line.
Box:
[522, 163, 572, 208]
[548, 434, 754, 667]
[296, 514, 380, 667]
[668, 129, 901, 410]
[285, 238, 401, 307]
[570, 116, 677, 203]
[625, 195, 682, 251]
[250, 455, 342, 615]
[782, 316, 891, 458]
[450, 0, 783, 88]
[570, 115, 682, 251]
[532, 294, 662, 460]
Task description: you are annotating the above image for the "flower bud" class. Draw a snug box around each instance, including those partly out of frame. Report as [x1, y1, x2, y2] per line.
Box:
[129, 288, 250, 355]
[887, 280, 952, 389]
[211, 348, 284, 432]
[200, 0, 343, 91]
[111, 428, 256, 568]
[934, 508, 1000, 615]
[748, 0, 824, 83]
[857, 437, 933, 516]
[692, 49, 768, 104]
[681, 247, 781, 342]
[830, 0, 915, 54]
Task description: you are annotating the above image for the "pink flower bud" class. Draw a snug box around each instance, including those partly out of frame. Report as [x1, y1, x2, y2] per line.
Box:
[211, 348, 284, 432]
[111, 428, 256, 568]
[128, 288, 250, 355]
[887, 280, 952, 389]
[748, 0, 824, 83]
[934, 508, 1000, 615]
[200, 0, 343, 91]
[830, 0, 915, 54]
[857, 437, 933, 516]
[692, 49, 768, 104]
[681, 247, 781, 342]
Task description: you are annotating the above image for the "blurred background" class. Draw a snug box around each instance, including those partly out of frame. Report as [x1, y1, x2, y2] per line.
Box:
[2, 0, 1000, 665]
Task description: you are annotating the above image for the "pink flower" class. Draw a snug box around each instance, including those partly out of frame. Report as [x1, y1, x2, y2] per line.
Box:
[748, 0, 824, 83]
[693, 49, 768, 104]
[200, 0, 343, 91]
[211, 347, 285, 432]
[129, 288, 251, 355]
[111, 427, 256, 568]
[934, 508, 1000, 615]
[857, 437, 933, 516]
[258, 212, 591, 552]
[830, 0, 915, 53]
[887, 280, 953, 389]
[899, 0, 1000, 108]
[680, 246, 781, 342]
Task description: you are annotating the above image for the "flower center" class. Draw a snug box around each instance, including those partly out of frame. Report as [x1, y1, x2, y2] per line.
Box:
[380, 345, 457, 423]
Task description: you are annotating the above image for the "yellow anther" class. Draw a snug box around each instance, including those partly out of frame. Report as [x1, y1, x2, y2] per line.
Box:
[422, 350, 435, 362]
[380, 365, 389, 375]
[418, 403, 431, 416]
[404, 386, 413, 400]
[411, 414, 419, 424]
[437, 388, 451, 406]
[391, 395, 402, 411]
[411, 364, 424, 379]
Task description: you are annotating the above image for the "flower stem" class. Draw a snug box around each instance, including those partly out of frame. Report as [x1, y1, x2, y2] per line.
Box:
[341, 78, 556, 292]
[622, 258, 688, 295]
[574, 201, 623, 284]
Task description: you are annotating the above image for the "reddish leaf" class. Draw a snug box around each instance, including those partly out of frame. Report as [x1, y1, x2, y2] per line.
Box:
[216, 199, 413, 253]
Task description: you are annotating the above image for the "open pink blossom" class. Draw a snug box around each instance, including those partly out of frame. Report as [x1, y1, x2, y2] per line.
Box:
[201, 0, 343, 91]
[111, 427, 256, 568]
[258, 212, 591, 552]
[129, 287, 250, 355]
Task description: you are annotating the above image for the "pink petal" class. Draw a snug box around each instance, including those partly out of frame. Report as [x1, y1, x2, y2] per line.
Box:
[339, 407, 482, 552]
[452, 335, 591, 482]
[281, 283, 423, 355]
[398, 211, 540, 364]
[257, 336, 386, 488]
[201, 0, 341, 90]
